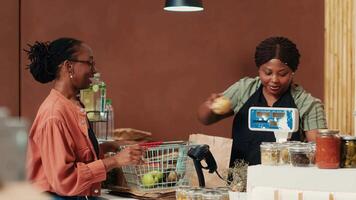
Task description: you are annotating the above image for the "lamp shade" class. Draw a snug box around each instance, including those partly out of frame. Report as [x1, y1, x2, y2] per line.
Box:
[164, 0, 203, 12]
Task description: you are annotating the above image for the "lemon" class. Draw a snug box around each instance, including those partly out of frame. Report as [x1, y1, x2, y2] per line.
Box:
[211, 96, 232, 115]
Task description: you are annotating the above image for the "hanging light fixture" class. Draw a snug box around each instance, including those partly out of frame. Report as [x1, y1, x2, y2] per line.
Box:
[164, 0, 204, 12]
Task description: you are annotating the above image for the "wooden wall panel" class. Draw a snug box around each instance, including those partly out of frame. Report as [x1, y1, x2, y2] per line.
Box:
[0, 0, 19, 116]
[324, 0, 355, 135]
[20, 0, 325, 140]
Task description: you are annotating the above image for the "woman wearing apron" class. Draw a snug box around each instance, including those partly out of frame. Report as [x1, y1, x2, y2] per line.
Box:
[198, 36, 327, 166]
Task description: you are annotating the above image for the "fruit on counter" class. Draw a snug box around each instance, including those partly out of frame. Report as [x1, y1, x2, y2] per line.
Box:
[141, 170, 164, 187]
[211, 96, 232, 115]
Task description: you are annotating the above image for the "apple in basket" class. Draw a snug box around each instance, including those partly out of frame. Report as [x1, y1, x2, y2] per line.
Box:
[151, 170, 164, 183]
[141, 170, 163, 187]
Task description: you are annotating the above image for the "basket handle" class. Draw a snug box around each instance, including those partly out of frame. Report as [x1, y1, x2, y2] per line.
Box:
[139, 141, 164, 148]
[138, 140, 186, 148]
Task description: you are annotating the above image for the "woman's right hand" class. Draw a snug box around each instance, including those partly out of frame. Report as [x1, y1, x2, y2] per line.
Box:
[204, 93, 222, 109]
[103, 144, 144, 171]
[113, 144, 144, 167]
[197, 93, 233, 125]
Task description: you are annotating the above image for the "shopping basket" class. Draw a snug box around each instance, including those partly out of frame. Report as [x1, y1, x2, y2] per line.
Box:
[120, 141, 193, 191]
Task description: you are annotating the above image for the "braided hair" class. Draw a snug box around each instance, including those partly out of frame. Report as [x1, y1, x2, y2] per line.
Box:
[25, 37, 82, 83]
[254, 36, 300, 72]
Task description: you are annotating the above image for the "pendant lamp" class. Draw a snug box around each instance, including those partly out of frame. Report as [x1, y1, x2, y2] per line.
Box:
[164, 0, 204, 12]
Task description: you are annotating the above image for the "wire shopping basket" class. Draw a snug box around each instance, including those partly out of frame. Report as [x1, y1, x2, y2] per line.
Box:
[120, 141, 193, 191]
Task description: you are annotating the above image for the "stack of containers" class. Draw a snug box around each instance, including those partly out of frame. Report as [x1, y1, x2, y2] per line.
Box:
[260, 141, 316, 167]
[259, 129, 356, 169]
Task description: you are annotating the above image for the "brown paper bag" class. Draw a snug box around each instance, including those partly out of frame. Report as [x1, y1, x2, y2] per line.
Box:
[187, 133, 232, 187]
[113, 128, 152, 141]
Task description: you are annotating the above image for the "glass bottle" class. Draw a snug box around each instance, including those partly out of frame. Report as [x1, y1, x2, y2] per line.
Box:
[105, 99, 114, 141]
[80, 73, 106, 121]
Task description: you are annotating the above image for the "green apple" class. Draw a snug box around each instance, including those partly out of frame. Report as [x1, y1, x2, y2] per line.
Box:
[150, 170, 163, 183]
[141, 173, 155, 187]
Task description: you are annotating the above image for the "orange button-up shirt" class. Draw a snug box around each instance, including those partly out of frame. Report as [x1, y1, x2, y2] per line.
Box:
[26, 89, 107, 196]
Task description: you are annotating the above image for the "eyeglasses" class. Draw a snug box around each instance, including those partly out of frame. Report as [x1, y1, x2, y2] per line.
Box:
[68, 59, 96, 71]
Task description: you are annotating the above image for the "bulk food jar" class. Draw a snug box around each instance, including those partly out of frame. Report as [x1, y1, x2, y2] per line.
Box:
[201, 190, 223, 200]
[260, 142, 279, 165]
[289, 144, 312, 167]
[308, 142, 316, 165]
[279, 141, 301, 165]
[214, 187, 230, 200]
[176, 186, 191, 200]
[186, 188, 203, 200]
[315, 129, 340, 169]
[340, 136, 356, 168]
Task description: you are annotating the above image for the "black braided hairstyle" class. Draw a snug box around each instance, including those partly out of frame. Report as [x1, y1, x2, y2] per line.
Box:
[25, 37, 82, 83]
[254, 36, 300, 72]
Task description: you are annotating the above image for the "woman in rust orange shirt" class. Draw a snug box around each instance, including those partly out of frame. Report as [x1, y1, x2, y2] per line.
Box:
[25, 37, 144, 200]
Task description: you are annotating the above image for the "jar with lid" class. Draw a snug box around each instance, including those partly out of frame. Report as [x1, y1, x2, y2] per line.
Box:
[315, 129, 341, 169]
[280, 141, 302, 164]
[289, 144, 312, 167]
[176, 186, 191, 200]
[307, 142, 316, 165]
[215, 187, 230, 200]
[340, 136, 356, 168]
[186, 188, 203, 200]
[260, 142, 280, 165]
[201, 190, 223, 200]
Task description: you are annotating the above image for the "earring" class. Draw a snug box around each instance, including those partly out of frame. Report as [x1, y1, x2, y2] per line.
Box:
[70, 74, 73, 79]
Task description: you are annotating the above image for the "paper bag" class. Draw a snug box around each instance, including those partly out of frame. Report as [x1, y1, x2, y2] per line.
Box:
[113, 128, 152, 141]
[188, 133, 232, 187]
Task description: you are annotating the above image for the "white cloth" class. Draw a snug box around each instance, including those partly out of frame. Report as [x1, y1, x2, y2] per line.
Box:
[247, 165, 356, 200]
[248, 186, 356, 200]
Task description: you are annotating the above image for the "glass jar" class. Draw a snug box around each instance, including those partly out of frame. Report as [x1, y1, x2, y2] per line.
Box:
[186, 188, 203, 200]
[176, 186, 191, 200]
[280, 141, 302, 165]
[215, 187, 230, 200]
[289, 144, 311, 167]
[260, 142, 280, 165]
[201, 190, 223, 200]
[316, 129, 341, 169]
[308, 142, 316, 165]
[340, 136, 356, 168]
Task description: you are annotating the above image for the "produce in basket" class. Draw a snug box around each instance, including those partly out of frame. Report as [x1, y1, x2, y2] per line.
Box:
[163, 168, 180, 186]
[141, 170, 164, 188]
